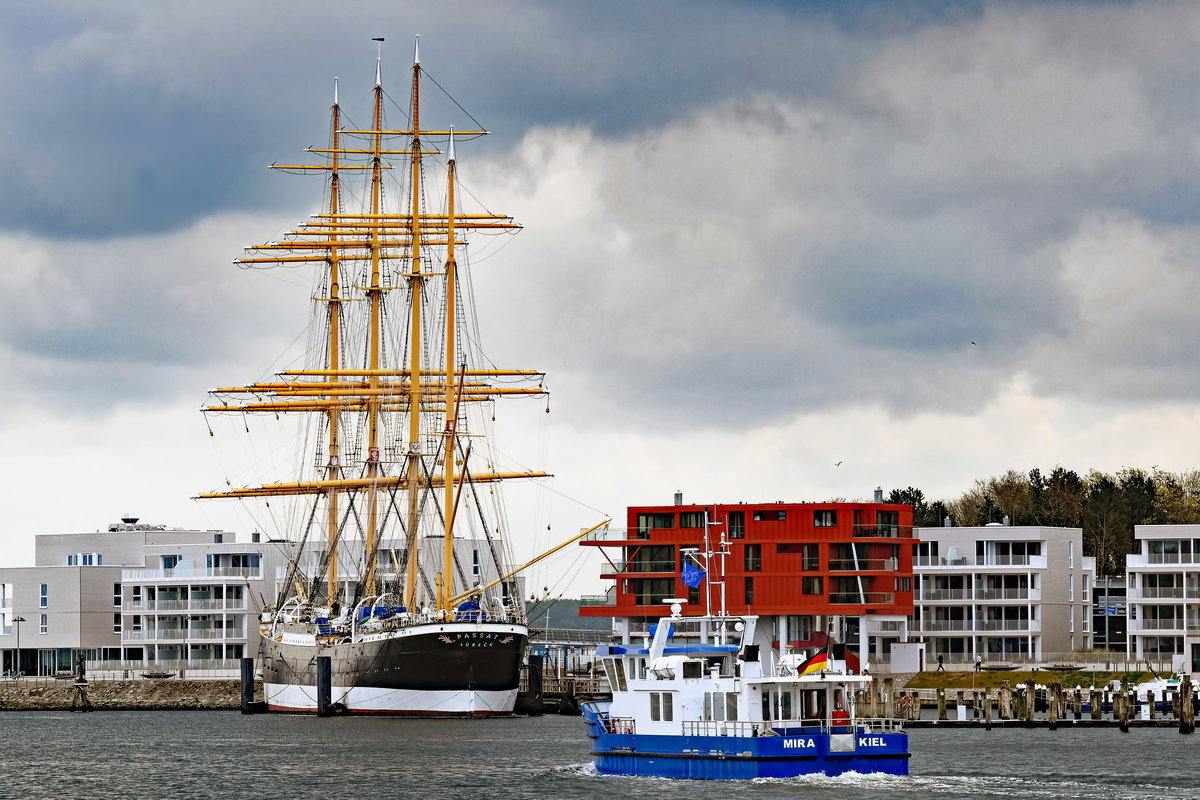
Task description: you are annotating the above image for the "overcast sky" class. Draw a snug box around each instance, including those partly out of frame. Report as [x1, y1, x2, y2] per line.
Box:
[3, 0, 1200, 597]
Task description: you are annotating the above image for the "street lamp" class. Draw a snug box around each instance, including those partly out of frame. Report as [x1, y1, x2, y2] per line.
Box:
[12, 616, 24, 676]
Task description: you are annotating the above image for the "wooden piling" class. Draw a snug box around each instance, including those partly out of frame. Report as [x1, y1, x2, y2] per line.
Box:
[1180, 678, 1195, 734]
[1073, 687, 1082, 720]
[1024, 679, 1035, 726]
[1147, 690, 1155, 720]
[1118, 679, 1130, 733]
[999, 680, 1012, 720]
[1090, 687, 1101, 720]
[316, 655, 332, 717]
[937, 688, 946, 720]
[984, 688, 992, 730]
[883, 677, 894, 718]
[1047, 683, 1059, 730]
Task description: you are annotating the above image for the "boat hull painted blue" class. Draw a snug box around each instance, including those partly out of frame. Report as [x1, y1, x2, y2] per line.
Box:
[582, 702, 909, 779]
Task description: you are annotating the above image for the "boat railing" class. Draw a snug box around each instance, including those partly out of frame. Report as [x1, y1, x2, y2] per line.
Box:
[681, 720, 762, 738]
[607, 716, 637, 734]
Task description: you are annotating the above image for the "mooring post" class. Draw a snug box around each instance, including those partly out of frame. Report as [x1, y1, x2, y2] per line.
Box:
[1048, 683, 1059, 730]
[1147, 690, 1156, 720]
[1090, 687, 1101, 720]
[999, 680, 1011, 720]
[1180, 679, 1194, 734]
[240, 657, 255, 714]
[1119, 679, 1130, 733]
[316, 655, 332, 717]
[883, 677, 894, 718]
[936, 688, 946, 721]
[984, 688, 992, 730]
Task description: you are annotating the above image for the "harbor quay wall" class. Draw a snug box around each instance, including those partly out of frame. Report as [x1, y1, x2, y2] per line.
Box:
[0, 678, 255, 711]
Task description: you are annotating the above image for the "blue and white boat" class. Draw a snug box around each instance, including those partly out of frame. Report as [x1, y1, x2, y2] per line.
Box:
[581, 605, 909, 779]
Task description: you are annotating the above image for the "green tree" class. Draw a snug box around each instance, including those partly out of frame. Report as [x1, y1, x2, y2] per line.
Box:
[1082, 471, 1128, 577]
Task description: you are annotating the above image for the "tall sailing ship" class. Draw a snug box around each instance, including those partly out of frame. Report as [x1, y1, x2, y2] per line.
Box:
[200, 39, 551, 715]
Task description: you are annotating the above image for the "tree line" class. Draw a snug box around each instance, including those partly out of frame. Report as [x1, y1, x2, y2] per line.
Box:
[885, 467, 1200, 577]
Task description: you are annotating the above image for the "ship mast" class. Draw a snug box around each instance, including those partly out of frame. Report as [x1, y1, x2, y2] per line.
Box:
[441, 128, 460, 614]
[361, 46, 387, 597]
[324, 78, 343, 605]
[402, 37, 425, 611]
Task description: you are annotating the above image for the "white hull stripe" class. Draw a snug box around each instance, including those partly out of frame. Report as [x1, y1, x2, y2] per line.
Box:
[264, 682, 518, 715]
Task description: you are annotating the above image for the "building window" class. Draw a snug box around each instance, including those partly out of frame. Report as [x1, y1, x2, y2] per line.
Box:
[728, 511, 745, 539]
[67, 554, 77, 566]
[113, 613, 122, 634]
[113, 584, 121, 607]
[814, 510, 837, 527]
[687, 583, 700, 606]
[1082, 574, 1090, 594]
[744, 577, 755, 605]
[213, 533, 223, 544]
[753, 509, 786, 522]
[39, 584, 47, 608]
[1068, 541, 1074, 568]
[39, 614, 47, 634]
[802, 544, 819, 571]
[679, 512, 704, 528]
[82, 553, 94, 566]
[802, 577, 823, 595]
[97, 553, 102, 566]
[1069, 582, 1074, 601]
[163, 555, 179, 570]
[472, 550, 480, 576]
[744, 544, 761, 572]
[636, 513, 675, 538]
[132, 616, 142, 632]
[894, 577, 911, 592]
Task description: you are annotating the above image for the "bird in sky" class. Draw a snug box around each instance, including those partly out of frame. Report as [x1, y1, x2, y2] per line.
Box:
[834, 460, 843, 466]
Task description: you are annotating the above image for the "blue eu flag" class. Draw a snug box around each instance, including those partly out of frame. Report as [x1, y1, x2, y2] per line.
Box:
[681, 561, 706, 588]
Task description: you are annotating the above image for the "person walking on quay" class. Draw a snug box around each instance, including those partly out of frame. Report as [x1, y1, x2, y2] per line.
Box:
[936, 654, 944, 671]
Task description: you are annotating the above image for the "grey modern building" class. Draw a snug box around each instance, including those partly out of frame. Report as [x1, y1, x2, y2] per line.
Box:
[911, 523, 1095, 661]
[1125, 524, 1200, 672]
[0, 517, 283, 675]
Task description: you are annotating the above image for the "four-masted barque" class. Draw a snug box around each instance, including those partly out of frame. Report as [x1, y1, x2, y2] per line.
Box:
[200, 38, 551, 715]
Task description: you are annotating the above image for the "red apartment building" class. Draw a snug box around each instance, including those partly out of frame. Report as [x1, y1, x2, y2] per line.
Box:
[580, 496, 917, 666]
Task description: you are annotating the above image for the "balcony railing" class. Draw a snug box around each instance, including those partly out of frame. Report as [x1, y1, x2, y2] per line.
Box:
[601, 560, 677, 575]
[914, 555, 1048, 569]
[122, 567, 263, 581]
[977, 619, 1039, 632]
[1132, 618, 1183, 631]
[581, 527, 634, 542]
[828, 558, 897, 572]
[580, 595, 611, 606]
[122, 627, 247, 642]
[829, 592, 894, 605]
[920, 589, 970, 601]
[1137, 587, 1184, 599]
[853, 524, 913, 539]
[915, 620, 970, 632]
[121, 599, 248, 612]
[973, 588, 1031, 601]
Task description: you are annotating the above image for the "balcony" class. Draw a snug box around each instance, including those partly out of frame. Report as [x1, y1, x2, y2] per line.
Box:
[581, 527, 637, 543]
[122, 567, 262, 581]
[852, 524, 913, 539]
[829, 592, 894, 605]
[920, 589, 970, 601]
[977, 619, 1040, 632]
[914, 555, 1048, 570]
[600, 560, 677, 576]
[121, 599, 248, 612]
[1131, 618, 1183, 632]
[121, 627, 247, 643]
[1135, 587, 1184, 599]
[973, 588, 1032, 601]
[916, 619, 970, 632]
[828, 558, 897, 572]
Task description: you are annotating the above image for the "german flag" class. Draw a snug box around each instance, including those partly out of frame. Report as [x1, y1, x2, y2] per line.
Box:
[798, 651, 829, 677]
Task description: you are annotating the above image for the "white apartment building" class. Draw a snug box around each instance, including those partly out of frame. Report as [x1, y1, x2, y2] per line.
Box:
[912, 524, 1094, 661]
[1125, 524, 1200, 673]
